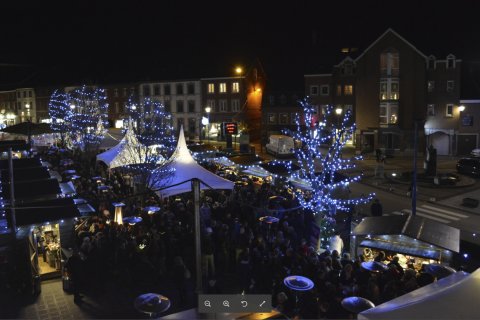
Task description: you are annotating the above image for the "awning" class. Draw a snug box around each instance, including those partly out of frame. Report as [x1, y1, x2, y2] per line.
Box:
[1, 166, 51, 183]
[9, 198, 81, 226]
[1, 178, 61, 199]
[59, 181, 76, 195]
[353, 215, 460, 260]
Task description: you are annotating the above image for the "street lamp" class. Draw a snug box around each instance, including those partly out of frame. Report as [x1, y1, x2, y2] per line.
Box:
[235, 67, 243, 75]
[335, 107, 343, 127]
[205, 106, 211, 143]
[458, 105, 465, 112]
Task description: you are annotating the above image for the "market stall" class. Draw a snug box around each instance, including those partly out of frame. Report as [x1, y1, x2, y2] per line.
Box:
[352, 215, 460, 269]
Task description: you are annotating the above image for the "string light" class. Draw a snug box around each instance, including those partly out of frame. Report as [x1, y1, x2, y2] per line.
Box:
[283, 97, 375, 247]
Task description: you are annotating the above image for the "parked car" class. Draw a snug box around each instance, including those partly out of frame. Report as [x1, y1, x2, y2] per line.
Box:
[471, 148, 480, 157]
[456, 157, 480, 176]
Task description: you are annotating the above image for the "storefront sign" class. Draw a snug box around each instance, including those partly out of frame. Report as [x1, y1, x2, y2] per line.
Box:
[223, 122, 238, 135]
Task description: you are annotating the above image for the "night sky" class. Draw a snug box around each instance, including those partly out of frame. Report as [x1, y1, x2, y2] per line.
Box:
[1, 1, 480, 89]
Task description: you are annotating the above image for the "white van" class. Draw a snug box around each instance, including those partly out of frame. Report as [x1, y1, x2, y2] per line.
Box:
[266, 134, 295, 158]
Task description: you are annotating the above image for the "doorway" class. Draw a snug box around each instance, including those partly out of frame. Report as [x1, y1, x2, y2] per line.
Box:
[31, 223, 62, 279]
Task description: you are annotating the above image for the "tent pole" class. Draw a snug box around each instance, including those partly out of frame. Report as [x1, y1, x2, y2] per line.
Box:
[192, 178, 203, 293]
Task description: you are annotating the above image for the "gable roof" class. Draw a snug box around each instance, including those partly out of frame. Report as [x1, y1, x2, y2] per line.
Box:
[355, 28, 427, 62]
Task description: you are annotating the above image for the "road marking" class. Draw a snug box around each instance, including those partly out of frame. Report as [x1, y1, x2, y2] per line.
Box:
[421, 205, 469, 218]
[402, 209, 451, 224]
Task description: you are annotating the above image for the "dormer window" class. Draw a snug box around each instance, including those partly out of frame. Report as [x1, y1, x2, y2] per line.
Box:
[428, 56, 436, 69]
[447, 54, 455, 69]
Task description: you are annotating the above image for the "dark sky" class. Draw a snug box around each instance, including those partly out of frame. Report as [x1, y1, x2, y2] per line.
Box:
[1, 1, 480, 89]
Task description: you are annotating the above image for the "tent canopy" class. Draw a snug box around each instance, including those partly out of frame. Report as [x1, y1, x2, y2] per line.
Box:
[358, 269, 479, 320]
[96, 126, 150, 169]
[152, 126, 234, 198]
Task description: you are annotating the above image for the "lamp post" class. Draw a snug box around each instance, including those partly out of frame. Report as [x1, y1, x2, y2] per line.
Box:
[205, 106, 211, 143]
[335, 107, 343, 127]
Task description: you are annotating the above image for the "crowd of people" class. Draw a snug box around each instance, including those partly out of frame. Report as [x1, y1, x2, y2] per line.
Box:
[41, 146, 445, 318]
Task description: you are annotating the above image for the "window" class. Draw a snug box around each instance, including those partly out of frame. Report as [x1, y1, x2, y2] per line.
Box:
[380, 79, 399, 100]
[219, 83, 227, 93]
[310, 85, 319, 96]
[279, 113, 289, 125]
[446, 104, 453, 117]
[154, 85, 161, 96]
[114, 89, 119, 97]
[219, 100, 228, 112]
[23, 91, 26, 98]
[208, 83, 215, 93]
[427, 104, 435, 116]
[342, 62, 354, 75]
[232, 82, 240, 93]
[379, 103, 398, 125]
[29, 91, 32, 97]
[268, 113, 276, 124]
[291, 113, 297, 124]
[207, 99, 215, 111]
[17, 92, 20, 98]
[130, 88, 135, 94]
[336, 85, 342, 96]
[177, 118, 184, 130]
[188, 118, 196, 133]
[143, 85, 150, 96]
[123, 88, 127, 97]
[164, 101, 171, 112]
[344, 85, 353, 96]
[428, 81, 435, 92]
[231, 99, 240, 112]
[176, 100, 184, 113]
[188, 100, 195, 113]
[320, 85, 329, 96]
[176, 83, 184, 95]
[269, 95, 275, 105]
[164, 84, 171, 95]
[380, 49, 399, 76]
[187, 83, 195, 95]
[447, 80, 455, 93]
[115, 102, 119, 113]
[428, 57, 436, 69]
[447, 55, 455, 69]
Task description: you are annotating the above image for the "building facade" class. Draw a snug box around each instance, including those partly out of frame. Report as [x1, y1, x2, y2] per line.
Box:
[0, 90, 18, 127]
[305, 29, 462, 155]
[138, 80, 202, 140]
[104, 83, 137, 127]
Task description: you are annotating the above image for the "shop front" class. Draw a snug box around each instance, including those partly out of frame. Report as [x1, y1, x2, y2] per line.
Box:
[352, 215, 460, 270]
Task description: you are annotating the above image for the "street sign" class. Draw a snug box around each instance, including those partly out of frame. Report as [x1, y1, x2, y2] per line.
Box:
[222, 122, 238, 135]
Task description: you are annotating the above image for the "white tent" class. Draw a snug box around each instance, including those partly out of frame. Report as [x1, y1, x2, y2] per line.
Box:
[153, 127, 234, 198]
[96, 126, 149, 169]
[358, 269, 479, 320]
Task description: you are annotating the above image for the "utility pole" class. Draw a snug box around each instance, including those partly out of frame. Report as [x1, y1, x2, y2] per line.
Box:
[192, 178, 202, 293]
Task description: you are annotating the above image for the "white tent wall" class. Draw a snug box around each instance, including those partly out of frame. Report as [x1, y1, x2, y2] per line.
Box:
[152, 126, 234, 198]
[358, 269, 480, 320]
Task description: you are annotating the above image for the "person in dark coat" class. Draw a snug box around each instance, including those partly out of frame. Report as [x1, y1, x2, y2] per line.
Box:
[370, 199, 383, 217]
[65, 251, 84, 304]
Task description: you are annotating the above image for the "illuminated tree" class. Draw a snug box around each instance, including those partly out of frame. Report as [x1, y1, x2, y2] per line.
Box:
[286, 98, 374, 248]
[122, 97, 176, 193]
[48, 89, 70, 146]
[67, 85, 108, 153]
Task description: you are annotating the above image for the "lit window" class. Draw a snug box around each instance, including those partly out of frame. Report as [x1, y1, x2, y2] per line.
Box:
[310, 86, 319, 96]
[336, 85, 342, 96]
[320, 85, 329, 96]
[231, 99, 240, 112]
[268, 113, 276, 124]
[427, 104, 435, 116]
[208, 83, 215, 93]
[446, 104, 453, 117]
[379, 103, 398, 125]
[447, 81, 454, 93]
[219, 83, 227, 93]
[428, 81, 435, 92]
[344, 85, 353, 96]
[219, 100, 228, 112]
[232, 82, 240, 93]
[379, 80, 399, 100]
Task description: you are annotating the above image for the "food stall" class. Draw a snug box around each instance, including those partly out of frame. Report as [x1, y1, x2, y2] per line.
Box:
[352, 215, 460, 269]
